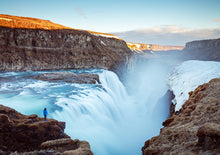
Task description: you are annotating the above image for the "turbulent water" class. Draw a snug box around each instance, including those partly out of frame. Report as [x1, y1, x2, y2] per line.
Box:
[0, 60, 172, 155]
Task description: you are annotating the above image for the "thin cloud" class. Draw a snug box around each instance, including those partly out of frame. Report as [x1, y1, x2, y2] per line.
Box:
[214, 19, 220, 22]
[136, 25, 190, 34]
[112, 26, 220, 46]
[75, 7, 88, 19]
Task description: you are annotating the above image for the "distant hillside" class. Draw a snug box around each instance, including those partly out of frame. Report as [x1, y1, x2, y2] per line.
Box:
[126, 42, 184, 53]
[182, 38, 220, 61]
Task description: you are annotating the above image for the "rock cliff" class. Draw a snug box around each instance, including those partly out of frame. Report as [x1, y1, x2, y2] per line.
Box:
[142, 78, 220, 155]
[0, 14, 133, 76]
[182, 38, 220, 61]
[0, 104, 93, 154]
[126, 42, 184, 53]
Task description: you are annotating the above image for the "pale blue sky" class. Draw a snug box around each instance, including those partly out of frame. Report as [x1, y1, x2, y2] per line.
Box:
[1, 0, 220, 45]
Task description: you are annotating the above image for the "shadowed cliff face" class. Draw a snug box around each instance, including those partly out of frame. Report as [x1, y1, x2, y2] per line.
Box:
[182, 38, 220, 61]
[0, 14, 133, 76]
[0, 26, 133, 74]
[142, 78, 220, 155]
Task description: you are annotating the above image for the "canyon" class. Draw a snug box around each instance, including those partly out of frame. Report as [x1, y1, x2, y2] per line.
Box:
[142, 78, 220, 155]
[0, 14, 220, 155]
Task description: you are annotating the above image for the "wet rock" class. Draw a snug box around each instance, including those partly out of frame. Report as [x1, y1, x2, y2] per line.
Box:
[34, 71, 100, 84]
[41, 138, 93, 155]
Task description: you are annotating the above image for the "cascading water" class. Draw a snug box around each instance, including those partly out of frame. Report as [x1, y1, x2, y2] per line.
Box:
[0, 60, 171, 155]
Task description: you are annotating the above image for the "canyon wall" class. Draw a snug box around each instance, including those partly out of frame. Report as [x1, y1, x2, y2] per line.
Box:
[142, 78, 220, 155]
[182, 38, 220, 61]
[0, 14, 134, 76]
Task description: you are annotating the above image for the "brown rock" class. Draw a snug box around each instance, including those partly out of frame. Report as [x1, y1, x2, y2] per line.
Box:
[197, 123, 220, 150]
[142, 78, 220, 155]
[35, 71, 100, 84]
[41, 138, 93, 155]
[0, 105, 69, 152]
[0, 14, 133, 77]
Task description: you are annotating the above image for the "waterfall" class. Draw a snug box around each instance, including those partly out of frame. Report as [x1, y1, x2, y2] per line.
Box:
[0, 60, 171, 155]
[50, 60, 171, 155]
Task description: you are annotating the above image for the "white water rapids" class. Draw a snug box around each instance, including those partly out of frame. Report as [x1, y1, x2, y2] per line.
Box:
[0, 60, 171, 155]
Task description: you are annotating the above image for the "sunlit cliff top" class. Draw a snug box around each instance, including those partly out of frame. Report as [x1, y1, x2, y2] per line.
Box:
[0, 14, 119, 39]
[127, 42, 184, 52]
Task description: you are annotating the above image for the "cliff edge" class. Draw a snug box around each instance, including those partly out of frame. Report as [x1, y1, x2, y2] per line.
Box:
[182, 38, 220, 61]
[142, 78, 220, 155]
[0, 104, 93, 154]
[0, 14, 133, 76]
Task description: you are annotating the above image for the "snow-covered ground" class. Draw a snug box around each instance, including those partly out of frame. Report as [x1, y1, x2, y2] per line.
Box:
[91, 33, 120, 39]
[168, 60, 220, 111]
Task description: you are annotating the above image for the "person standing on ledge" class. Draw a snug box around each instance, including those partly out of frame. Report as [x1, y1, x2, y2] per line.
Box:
[43, 108, 48, 121]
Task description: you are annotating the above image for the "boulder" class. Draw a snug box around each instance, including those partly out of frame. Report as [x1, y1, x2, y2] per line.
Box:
[41, 138, 93, 155]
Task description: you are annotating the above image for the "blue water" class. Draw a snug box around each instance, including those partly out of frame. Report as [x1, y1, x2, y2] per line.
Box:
[0, 61, 171, 155]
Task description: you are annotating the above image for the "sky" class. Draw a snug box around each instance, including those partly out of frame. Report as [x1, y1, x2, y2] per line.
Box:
[1, 0, 220, 45]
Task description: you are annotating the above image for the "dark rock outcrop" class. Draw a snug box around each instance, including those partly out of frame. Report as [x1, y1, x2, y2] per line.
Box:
[0, 14, 133, 76]
[182, 38, 220, 61]
[0, 105, 93, 154]
[35, 71, 100, 84]
[142, 78, 220, 155]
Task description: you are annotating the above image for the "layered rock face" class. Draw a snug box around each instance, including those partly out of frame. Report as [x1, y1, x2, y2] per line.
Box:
[0, 14, 133, 76]
[182, 38, 220, 61]
[142, 78, 220, 155]
[0, 105, 93, 154]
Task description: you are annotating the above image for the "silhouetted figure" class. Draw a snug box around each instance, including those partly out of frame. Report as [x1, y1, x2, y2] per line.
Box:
[43, 108, 48, 121]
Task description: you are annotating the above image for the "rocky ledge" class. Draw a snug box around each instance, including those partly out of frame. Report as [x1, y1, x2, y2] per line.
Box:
[142, 78, 220, 155]
[34, 71, 100, 84]
[0, 105, 93, 155]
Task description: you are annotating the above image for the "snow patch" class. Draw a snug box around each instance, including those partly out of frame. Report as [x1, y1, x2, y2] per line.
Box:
[0, 17, 13, 21]
[134, 43, 141, 48]
[92, 33, 120, 39]
[101, 40, 106, 46]
[168, 60, 220, 111]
